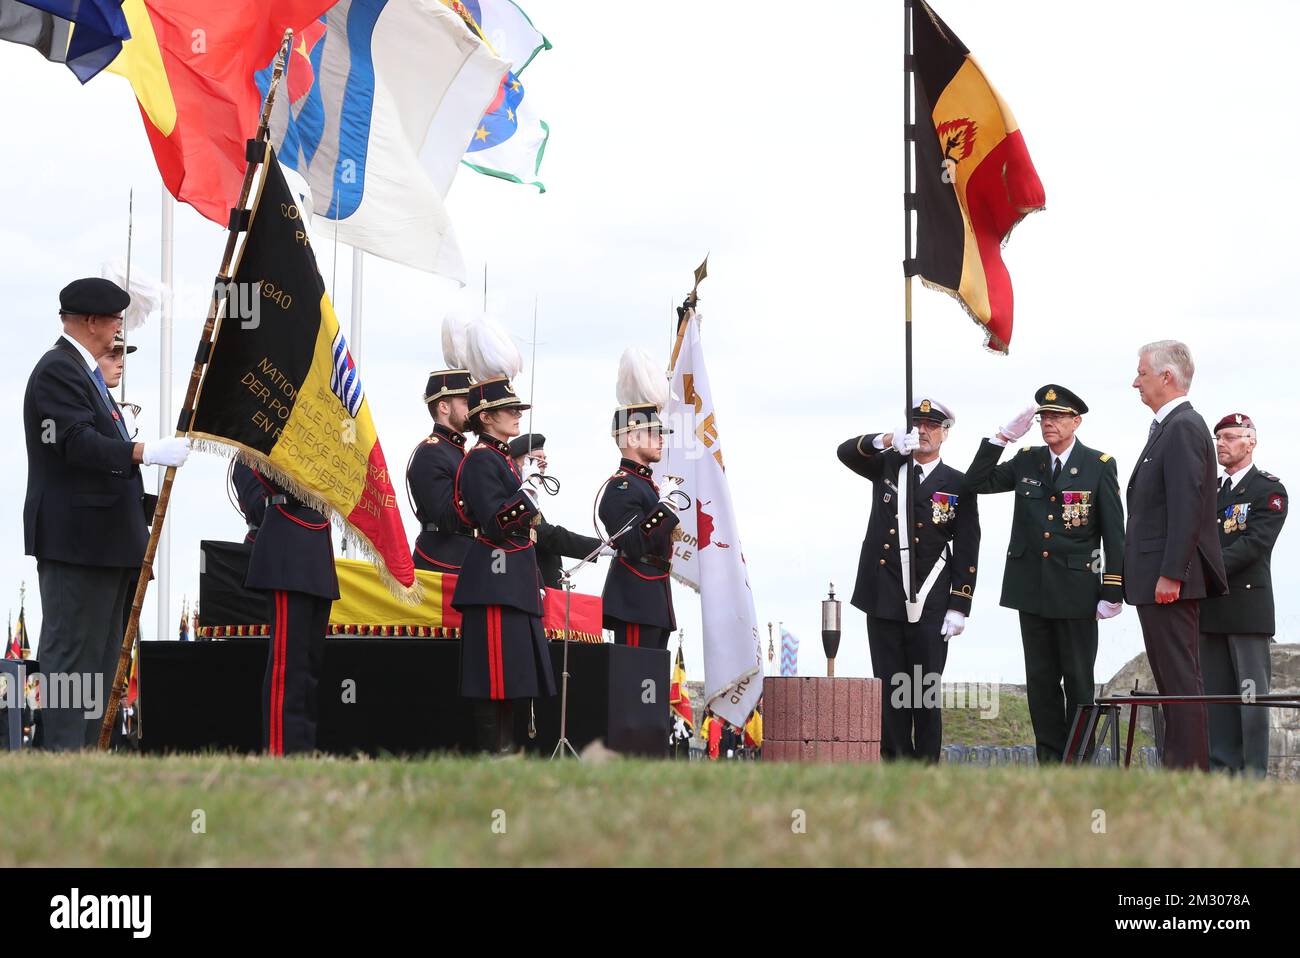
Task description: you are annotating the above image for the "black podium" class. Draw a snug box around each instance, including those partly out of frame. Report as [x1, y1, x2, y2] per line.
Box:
[137, 639, 669, 758]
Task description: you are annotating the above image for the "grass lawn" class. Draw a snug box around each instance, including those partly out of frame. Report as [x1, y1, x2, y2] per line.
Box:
[1, 752, 1293, 867]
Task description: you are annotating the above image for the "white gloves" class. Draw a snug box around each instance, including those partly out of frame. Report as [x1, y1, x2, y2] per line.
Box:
[940, 610, 966, 641]
[658, 475, 685, 505]
[996, 404, 1038, 444]
[891, 427, 920, 455]
[1096, 600, 1124, 620]
[142, 436, 191, 468]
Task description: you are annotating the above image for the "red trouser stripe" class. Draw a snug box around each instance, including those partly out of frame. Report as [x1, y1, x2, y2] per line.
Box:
[271, 590, 287, 756]
[629, 623, 639, 648]
[488, 605, 504, 700]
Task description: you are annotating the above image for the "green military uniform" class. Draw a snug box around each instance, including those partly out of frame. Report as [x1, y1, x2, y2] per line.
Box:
[1198, 413, 1288, 777]
[965, 385, 1125, 763]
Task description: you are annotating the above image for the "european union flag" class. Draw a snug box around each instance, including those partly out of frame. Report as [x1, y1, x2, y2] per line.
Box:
[23, 0, 131, 82]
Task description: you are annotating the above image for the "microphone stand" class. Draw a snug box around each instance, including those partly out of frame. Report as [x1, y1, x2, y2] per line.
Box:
[551, 515, 637, 760]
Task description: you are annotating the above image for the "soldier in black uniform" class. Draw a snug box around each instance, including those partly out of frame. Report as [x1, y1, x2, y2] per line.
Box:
[232, 462, 339, 755]
[508, 433, 604, 589]
[965, 385, 1126, 763]
[451, 377, 555, 753]
[598, 404, 683, 651]
[407, 368, 475, 574]
[836, 397, 980, 761]
[1199, 413, 1287, 777]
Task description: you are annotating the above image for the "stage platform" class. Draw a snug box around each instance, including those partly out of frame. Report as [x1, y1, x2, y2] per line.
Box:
[137, 638, 670, 758]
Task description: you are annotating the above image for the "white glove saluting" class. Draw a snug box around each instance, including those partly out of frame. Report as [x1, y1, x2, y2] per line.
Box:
[996, 404, 1038, 444]
[940, 610, 966, 641]
[142, 436, 191, 468]
[891, 426, 920, 456]
[517, 456, 543, 505]
[1096, 600, 1124, 620]
[658, 475, 685, 506]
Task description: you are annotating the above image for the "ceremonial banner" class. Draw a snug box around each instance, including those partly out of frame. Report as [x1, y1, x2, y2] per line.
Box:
[779, 626, 799, 677]
[261, 0, 507, 279]
[912, 0, 1044, 353]
[670, 644, 693, 739]
[107, 0, 331, 224]
[659, 313, 762, 729]
[190, 145, 416, 595]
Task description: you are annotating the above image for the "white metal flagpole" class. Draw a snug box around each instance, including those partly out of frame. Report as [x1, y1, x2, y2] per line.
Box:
[157, 185, 175, 641]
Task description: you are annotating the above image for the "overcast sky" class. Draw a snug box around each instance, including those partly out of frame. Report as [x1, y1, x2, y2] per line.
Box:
[2, 0, 1298, 691]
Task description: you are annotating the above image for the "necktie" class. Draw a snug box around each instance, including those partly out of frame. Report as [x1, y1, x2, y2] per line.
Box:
[1052, 459, 1062, 484]
[913, 464, 923, 484]
[92, 368, 130, 440]
[1148, 419, 1159, 441]
[1221, 476, 1232, 495]
[92, 367, 111, 400]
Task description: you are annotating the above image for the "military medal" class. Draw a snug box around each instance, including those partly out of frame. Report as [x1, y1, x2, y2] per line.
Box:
[1223, 503, 1248, 533]
[1062, 491, 1091, 527]
[931, 492, 957, 524]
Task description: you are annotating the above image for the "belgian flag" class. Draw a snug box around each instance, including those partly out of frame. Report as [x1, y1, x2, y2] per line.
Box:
[912, 1, 1044, 354]
[190, 143, 417, 597]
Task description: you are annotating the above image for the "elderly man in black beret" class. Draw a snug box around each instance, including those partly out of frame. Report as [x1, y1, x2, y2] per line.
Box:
[23, 278, 191, 749]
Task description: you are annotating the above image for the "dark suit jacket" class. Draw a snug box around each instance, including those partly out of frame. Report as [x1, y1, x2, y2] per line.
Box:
[837, 435, 980, 621]
[535, 516, 601, 590]
[1198, 465, 1288, 635]
[23, 337, 147, 568]
[1123, 401, 1227, 605]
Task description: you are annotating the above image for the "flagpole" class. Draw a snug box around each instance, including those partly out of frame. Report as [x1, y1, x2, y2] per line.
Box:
[157, 186, 175, 649]
[902, 0, 919, 604]
[342, 248, 364, 558]
[121, 188, 133, 402]
[98, 30, 297, 749]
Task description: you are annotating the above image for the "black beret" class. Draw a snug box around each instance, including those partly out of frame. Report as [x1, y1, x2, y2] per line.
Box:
[508, 434, 545, 459]
[59, 278, 130, 317]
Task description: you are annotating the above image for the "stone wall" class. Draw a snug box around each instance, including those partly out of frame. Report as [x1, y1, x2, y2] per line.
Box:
[1102, 643, 1300, 779]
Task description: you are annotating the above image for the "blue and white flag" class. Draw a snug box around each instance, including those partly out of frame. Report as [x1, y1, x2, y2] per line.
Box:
[779, 627, 799, 677]
[460, 68, 548, 191]
[259, 0, 507, 281]
[456, 0, 549, 74]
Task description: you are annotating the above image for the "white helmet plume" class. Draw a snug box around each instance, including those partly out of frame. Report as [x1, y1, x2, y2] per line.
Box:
[441, 310, 472, 370]
[616, 346, 667, 408]
[464, 313, 523, 383]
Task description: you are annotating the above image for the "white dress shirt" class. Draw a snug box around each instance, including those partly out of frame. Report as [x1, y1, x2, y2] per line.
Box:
[60, 332, 98, 373]
[1153, 396, 1189, 424]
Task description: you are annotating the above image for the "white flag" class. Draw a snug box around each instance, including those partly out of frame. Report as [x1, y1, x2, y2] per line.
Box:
[659, 313, 762, 729]
[266, 0, 507, 281]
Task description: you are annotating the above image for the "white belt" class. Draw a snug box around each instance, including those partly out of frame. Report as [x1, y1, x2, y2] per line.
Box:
[896, 461, 949, 623]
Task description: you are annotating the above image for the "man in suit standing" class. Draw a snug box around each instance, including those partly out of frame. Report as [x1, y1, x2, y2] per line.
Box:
[1126, 340, 1226, 770]
[1198, 413, 1286, 777]
[836, 397, 980, 761]
[23, 278, 191, 749]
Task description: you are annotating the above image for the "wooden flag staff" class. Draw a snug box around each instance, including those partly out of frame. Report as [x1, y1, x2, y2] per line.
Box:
[97, 30, 296, 749]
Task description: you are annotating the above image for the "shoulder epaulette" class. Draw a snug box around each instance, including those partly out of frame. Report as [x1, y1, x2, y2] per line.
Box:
[1262, 471, 1282, 482]
[1020, 445, 1032, 453]
[1099, 453, 1112, 462]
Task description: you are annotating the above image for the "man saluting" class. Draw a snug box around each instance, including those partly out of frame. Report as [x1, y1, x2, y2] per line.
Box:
[836, 397, 980, 762]
[965, 385, 1125, 763]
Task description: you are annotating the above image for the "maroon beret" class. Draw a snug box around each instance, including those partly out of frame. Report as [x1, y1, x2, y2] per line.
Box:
[1213, 413, 1255, 434]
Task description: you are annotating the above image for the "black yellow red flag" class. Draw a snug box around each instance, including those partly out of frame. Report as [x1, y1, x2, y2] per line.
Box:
[912, 1, 1044, 353]
[190, 143, 416, 597]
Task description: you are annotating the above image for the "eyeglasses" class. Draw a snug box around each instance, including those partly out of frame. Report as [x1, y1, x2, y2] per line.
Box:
[1035, 413, 1077, 424]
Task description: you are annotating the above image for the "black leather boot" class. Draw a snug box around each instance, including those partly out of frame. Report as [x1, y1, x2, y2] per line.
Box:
[473, 699, 500, 753]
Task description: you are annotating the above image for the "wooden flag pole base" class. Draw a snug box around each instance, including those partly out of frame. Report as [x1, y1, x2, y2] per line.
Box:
[827, 658, 836, 678]
[97, 31, 295, 750]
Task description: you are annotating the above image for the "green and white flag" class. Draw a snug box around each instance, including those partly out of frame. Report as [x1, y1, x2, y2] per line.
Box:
[462, 67, 548, 191]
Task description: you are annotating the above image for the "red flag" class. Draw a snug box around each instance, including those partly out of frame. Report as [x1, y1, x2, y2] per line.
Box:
[110, 1, 332, 224]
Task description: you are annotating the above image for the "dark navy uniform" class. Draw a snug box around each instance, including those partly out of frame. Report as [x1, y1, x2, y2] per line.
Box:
[1198, 413, 1287, 776]
[407, 422, 473, 573]
[599, 458, 679, 650]
[965, 384, 1125, 763]
[837, 412, 980, 762]
[233, 462, 339, 755]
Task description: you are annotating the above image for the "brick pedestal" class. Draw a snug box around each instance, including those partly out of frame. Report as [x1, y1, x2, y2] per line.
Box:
[762, 676, 882, 763]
